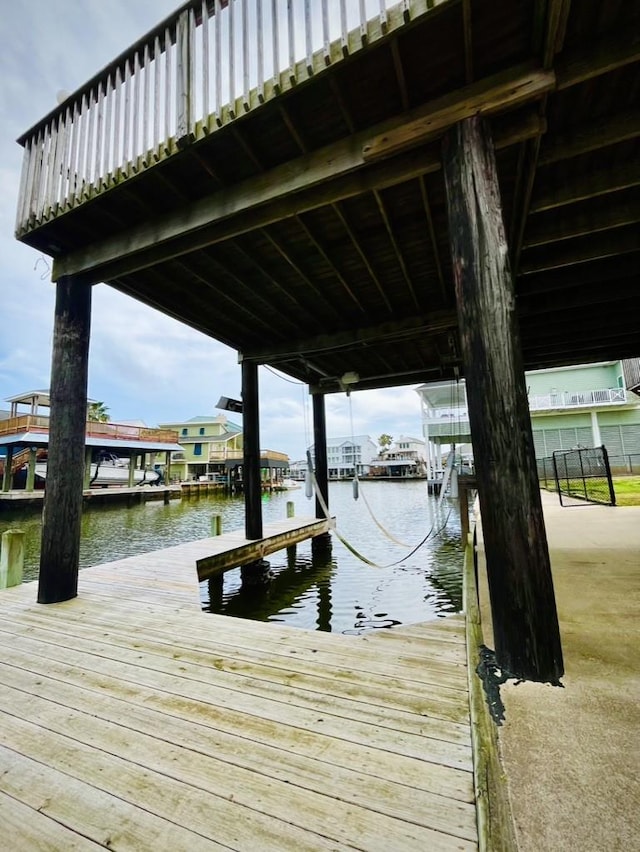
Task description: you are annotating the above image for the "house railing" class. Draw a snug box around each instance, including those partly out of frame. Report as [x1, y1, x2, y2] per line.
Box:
[0, 414, 178, 444]
[528, 388, 627, 409]
[423, 387, 628, 424]
[208, 447, 289, 463]
[16, 0, 419, 237]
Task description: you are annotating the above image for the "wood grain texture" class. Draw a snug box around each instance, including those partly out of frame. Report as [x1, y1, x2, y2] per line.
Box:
[0, 542, 477, 850]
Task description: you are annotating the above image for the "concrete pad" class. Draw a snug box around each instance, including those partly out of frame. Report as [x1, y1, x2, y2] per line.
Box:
[477, 492, 640, 851]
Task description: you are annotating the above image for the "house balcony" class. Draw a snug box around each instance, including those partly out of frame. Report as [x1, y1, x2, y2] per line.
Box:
[422, 388, 629, 432]
[15, 0, 407, 245]
[527, 388, 627, 410]
[207, 448, 289, 464]
[0, 414, 179, 446]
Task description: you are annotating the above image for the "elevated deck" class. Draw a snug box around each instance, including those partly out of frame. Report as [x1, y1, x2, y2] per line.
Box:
[0, 529, 477, 850]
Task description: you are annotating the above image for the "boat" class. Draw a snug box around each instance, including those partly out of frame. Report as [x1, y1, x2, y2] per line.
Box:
[35, 452, 160, 487]
[280, 477, 301, 490]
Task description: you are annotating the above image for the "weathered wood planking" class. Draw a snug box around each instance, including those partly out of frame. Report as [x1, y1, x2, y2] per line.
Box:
[0, 538, 477, 850]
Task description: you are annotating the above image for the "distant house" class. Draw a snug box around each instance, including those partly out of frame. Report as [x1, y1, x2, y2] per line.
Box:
[308, 435, 378, 479]
[416, 359, 640, 477]
[159, 414, 242, 482]
[159, 414, 290, 483]
[370, 435, 427, 478]
[0, 390, 181, 491]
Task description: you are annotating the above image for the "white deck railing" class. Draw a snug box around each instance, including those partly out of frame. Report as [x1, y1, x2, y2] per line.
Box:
[528, 388, 627, 409]
[423, 387, 628, 423]
[16, 0, 422, 237]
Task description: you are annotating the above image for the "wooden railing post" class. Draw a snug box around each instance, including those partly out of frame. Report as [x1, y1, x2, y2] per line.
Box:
[0, 530, 25, 588]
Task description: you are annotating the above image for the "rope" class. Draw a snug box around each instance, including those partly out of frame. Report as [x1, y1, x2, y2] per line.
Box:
[310, 466, 452, 569]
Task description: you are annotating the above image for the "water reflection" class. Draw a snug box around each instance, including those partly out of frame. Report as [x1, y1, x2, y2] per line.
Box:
[1, 480, 463, 634]
[205, 533, 337, 631]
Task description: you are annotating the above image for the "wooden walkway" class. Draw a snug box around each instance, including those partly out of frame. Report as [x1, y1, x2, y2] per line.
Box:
[0, 531, 477, 850]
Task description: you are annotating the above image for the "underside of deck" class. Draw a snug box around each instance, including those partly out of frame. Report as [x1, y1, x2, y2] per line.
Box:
[16, 0, 640, 392]
[0, 541, 476, 850]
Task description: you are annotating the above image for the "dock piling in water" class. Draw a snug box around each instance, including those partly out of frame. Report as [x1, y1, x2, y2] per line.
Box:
[0, 529, 25, 589]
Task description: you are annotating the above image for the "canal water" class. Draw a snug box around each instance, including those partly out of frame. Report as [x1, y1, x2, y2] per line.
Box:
[1, 480, 464, 635]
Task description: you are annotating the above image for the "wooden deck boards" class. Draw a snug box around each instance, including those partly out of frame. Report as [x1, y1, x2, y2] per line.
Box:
[0, 534, 476, 850]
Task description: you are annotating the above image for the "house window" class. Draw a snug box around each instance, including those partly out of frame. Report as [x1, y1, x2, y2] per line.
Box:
[199, 427, 205, 435]
[181, 428, 188, 436]
[194, 443, 202, 456]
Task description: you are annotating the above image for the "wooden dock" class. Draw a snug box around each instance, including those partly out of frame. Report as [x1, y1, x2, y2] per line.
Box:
[0, 484, 181, 509]
[0, 528, 477, 850]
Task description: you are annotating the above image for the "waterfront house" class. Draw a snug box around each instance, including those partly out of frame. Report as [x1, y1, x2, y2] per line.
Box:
[417, 359, 640, 478]
[159, 414, 290, 485]
[0, 390, 181, 492]
[308, 435, 378, 480]
[369, 435, 427, 478]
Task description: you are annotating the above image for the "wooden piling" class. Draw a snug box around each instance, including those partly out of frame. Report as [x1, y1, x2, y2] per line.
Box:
[442, 115, 563, 683]
[312, 392, 329, 521]
[242, 359, 263, 540]
[38, 276, 92, 604]
[0, 529, 25, 588]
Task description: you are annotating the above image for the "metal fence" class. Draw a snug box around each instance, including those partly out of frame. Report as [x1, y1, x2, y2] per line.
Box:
[540, 446, 616, 506]
[606, 453, 640, 475]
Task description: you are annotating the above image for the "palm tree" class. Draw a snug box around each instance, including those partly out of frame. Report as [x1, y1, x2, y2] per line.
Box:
[378, 433, 393, 456]
[87, 401, 110, 422]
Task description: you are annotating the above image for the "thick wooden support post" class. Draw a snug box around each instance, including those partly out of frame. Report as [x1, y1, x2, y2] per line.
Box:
[442, 116, 563, 683]
[241, 359, 263, 540]
[312, 392, 329, 520]
[38, 277, 92, 604]
[0, 529, 24, 588]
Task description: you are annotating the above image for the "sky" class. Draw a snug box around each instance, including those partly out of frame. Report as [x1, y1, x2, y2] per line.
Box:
[0, 0, 426, 461]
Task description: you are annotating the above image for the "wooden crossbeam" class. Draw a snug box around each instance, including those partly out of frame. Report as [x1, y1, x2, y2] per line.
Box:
[52, 75, 546, 285]
[362, 66, 554, 162]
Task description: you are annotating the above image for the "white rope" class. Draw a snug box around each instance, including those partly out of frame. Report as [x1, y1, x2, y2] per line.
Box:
[309, 466, 452, 569]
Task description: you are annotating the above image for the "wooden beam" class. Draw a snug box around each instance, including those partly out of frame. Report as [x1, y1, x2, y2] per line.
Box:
[522, 197, 640, 248]
[52, 87, 546, 285]
[556, 28, 640, 90]
[442, 115, 563, 683]
[538, 108, 640, 166]
[362, 66, 554, 162]
[241, 311, 457, 363]
[292, 216, 368, 314]
[519, 225, 640, 275]
[196, 517, 332, 581]
[531, 160, 640, 212]
[516, 251, 640, 295]
[371, 189, 420, 311]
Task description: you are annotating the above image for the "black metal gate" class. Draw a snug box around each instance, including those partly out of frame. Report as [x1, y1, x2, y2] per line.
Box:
[551, 446, 616, 507]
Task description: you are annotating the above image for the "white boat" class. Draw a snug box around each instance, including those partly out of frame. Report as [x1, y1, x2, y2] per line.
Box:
[35, 453, 160, 487]
[280, 477, 301, 490]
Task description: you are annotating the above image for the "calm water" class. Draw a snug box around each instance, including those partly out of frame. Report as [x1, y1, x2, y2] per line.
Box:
[1, 481, 463, 634]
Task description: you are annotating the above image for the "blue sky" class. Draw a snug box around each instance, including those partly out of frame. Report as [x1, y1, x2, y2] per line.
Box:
[0, 0, 426, 460]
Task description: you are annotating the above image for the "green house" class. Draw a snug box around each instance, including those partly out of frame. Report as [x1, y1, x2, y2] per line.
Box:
[417, 360, 640, 477]
[158, 415, 243, 482]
